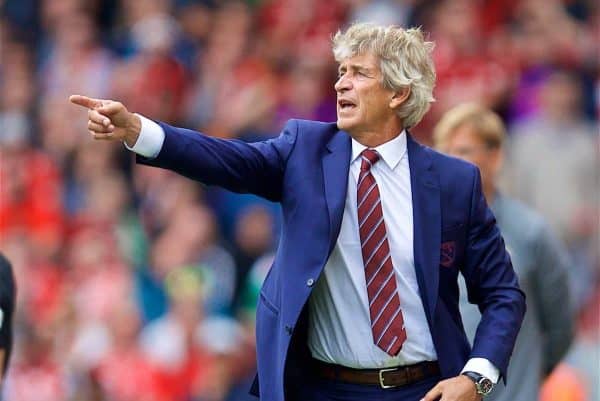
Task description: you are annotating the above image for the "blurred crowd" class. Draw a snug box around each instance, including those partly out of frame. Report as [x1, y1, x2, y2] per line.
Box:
[0, 0, 598, 400]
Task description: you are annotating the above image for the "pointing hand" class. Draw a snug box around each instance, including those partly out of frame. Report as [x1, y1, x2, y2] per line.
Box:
[69, 95, 141, 147]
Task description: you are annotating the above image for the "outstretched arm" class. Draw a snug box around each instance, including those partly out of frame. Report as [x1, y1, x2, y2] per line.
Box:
[136, 119, 296, 201]
[70, 95, 297, 201]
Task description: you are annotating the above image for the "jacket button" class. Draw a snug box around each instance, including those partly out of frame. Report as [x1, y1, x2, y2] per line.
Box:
[306, 278, 315, 287]
[285, 325, 293, 335]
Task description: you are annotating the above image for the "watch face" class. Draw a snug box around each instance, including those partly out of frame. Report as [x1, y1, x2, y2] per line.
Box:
[477, 377, 494, 395]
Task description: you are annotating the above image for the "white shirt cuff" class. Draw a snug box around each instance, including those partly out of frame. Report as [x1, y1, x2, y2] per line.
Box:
[124, 114, 165, 158]
[461, 358, 500, 383]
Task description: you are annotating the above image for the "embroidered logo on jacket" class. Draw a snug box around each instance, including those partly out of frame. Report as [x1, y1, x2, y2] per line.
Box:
[440, 241, 456, 267]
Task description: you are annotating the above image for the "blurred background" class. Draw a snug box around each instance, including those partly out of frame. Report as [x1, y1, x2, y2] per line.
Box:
[0, 0, 597, 400]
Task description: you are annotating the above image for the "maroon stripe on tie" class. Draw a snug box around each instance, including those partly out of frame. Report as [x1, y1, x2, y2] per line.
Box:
[360, 222, 387, 254]
[357, 149, 406, 356]
[376, 312, 406, 353]
[370, 288, 400, 324]
[377, 311, 406, 343]
[358, 181, 378, 208]
[364, 240, 390, 276]
[366, 253, 392, 288]
[367, 270, 396, 307]
[359, 205, 382, 238]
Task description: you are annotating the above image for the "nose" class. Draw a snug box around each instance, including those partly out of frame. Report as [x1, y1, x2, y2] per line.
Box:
[335, 73, 351, 93]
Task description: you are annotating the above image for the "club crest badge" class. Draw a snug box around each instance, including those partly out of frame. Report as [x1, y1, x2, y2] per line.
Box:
[440, 241, 456, 267]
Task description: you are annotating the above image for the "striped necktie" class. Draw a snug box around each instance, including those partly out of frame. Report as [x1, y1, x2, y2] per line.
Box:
[357, 149, 407, 356]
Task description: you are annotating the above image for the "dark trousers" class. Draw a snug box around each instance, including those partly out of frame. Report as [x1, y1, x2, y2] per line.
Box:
[293, 372, 441, 401]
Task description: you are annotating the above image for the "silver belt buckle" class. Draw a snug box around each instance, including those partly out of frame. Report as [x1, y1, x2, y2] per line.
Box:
[378, 367, 399, 389]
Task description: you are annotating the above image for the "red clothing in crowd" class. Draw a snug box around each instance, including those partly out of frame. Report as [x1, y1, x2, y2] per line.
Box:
[0, 149, 64, 241]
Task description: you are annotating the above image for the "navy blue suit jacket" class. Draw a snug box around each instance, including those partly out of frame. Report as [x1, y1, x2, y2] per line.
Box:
[138, 119, 526, 401]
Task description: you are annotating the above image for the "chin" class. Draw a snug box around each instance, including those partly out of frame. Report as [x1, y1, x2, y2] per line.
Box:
[336, 117, 354, 131]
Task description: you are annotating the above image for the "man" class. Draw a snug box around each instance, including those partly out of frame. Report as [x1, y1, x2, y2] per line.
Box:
[434, 103, 575, 401]
[0, 253, 16, 381]
[71, 23, 525, 401]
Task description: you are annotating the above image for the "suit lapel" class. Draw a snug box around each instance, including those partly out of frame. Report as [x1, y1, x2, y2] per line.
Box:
[321, 131, 440, 323]
[322, 130, 351, 254]
[407, 134, 441, 324]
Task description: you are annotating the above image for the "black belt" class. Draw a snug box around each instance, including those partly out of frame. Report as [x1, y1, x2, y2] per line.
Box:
[312, 359, 441, 389]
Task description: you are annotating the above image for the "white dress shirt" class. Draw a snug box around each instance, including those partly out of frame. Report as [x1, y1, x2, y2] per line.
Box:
[308, 132, 438, 368]
[127, 117, 499, 382]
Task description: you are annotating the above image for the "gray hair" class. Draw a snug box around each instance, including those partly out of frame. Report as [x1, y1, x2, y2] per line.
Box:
[332, 23, 436, 128]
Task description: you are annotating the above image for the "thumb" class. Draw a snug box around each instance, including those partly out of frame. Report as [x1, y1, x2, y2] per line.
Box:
[69, 95, 103, 109]
[97, 101, 125, 116]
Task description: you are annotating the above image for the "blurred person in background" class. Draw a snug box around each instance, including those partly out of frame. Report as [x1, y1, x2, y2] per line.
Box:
[87, 298, 154, 401]
[0, 38, 65, 262]
[434, 103, 575, 401]
[196, 315, 247, 401]
[256, 0, 346, 70]
[184, 1, 252, 132]
[38, 4, 115, 102]
[132, 170, 202, 238]
[229, 252, 275, 401]
[347, 0, 413, 27]
[0, 39, 35, 150]
[168, 202, 237, 317]
[112, 0, 187, 124]
[70, 22, 525, 401]
[139, 266, 218, 401]
[6, 323, 66, 401]
[506, 70, 599, 311]
[273, 57, 336, 131]
[0, 254, 16, 381]
[418, 0, 513, 143]
[64, 225, 132, 324]
[230, 205, 275, 310]
[508, 0, 596, 124]
[136, 201, 237, 322]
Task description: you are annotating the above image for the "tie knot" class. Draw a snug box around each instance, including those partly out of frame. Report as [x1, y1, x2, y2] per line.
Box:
[360, 149, 380, 172]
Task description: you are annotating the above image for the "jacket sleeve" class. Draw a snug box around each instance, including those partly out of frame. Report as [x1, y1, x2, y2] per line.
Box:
[136, 120, 299, 202]
[460, 167, 526, 382]
[531, 225, 575, 374]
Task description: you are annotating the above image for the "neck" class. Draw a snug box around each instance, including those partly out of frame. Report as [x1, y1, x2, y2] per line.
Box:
[350, 120, 404, 148]
[483, 184, 497, 205]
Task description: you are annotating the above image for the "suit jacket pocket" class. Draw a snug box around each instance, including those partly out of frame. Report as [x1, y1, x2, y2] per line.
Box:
[259, 291, 280, 316]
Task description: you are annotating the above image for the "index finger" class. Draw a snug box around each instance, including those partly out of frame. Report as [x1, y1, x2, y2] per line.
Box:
[69, 95, 104, 109]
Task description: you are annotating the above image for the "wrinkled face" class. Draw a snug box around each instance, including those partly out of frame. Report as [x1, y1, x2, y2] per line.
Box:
[444, 124, 502, 189]
[335, 53, 398, 136]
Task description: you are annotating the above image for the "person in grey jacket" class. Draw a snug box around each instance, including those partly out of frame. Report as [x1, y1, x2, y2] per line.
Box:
[434, 103, 575, 401]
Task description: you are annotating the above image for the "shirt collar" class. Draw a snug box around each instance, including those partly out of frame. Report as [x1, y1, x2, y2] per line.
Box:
[351, 130, 407, 170]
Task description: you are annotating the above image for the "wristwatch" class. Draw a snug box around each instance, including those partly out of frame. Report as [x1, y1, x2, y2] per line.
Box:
[462, 371, 495, 396]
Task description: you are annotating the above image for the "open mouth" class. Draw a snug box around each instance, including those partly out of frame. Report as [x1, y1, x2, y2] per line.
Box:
[338, 99, 356, 110]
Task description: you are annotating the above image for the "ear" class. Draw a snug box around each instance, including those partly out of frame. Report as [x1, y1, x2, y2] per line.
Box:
[390, 87, 410, 109]
[491, 148, 504, 176]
